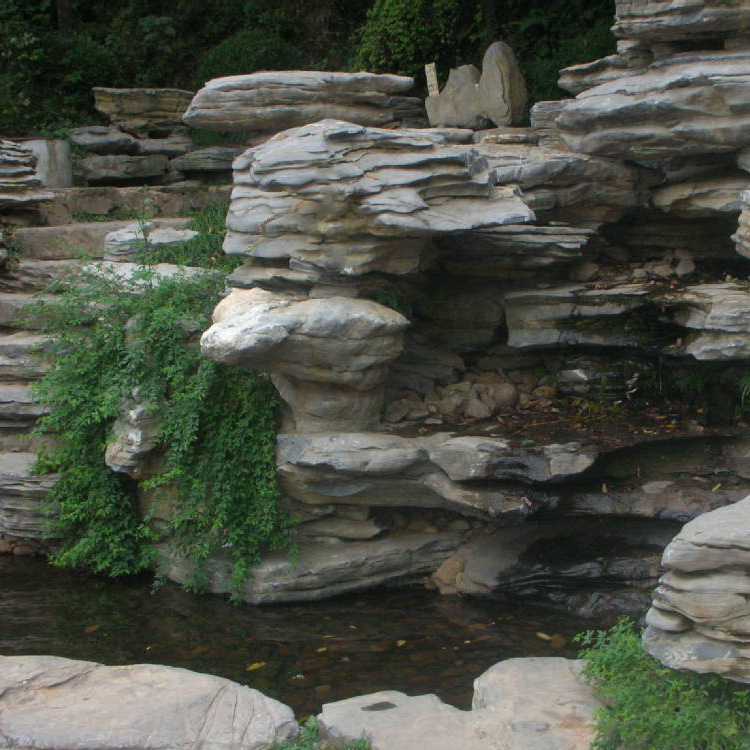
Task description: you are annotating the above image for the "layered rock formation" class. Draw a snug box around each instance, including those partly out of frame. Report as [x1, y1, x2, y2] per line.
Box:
[183, 71, 425, 134]
[644, 495, 750, 682]
[0, 140, 54, 209]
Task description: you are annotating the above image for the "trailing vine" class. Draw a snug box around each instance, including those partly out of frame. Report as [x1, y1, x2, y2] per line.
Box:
[31, 204, 293, 591]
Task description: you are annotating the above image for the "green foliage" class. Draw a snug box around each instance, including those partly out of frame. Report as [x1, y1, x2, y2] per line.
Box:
[354, 0, 475, 82]
[273, 717, 370, 750]
[31, 213, 292, 588]
[137, 201, 242, 271]
[576, 620, 750, 750]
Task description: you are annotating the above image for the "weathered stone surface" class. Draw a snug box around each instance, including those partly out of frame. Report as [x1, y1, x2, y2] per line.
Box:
[652, 174, 750, 218]
[13, 218, 191, 260]
[277, 432, 595, 518]
[557, 50, 750, 161]
[184, 71, 422, 133]
[0, 654, 298, 750]
[40, 184, 231, 225]
[79, 154, 168, 184]
[0, 259, 78, 293]
[136, 133, 192, 157]
[477, 142, 654, 223]
[0, 452, 57, 539]
[93, 87, 194, 136]
[201, 288, 408, 432]
[734, 189, 750, 259]
[559, 54, 648, 95]
[643, 495, 750, 682]
[18, 139, 72, 189]
[161, 532, 464, 603]
[298, 516, 384, 540]
[0, 140, 54, 209]
[529, 100, 569, 150]
[223, 120, 533, 278]
[503, 282, 652, 348]
[0, 333, 50, 381]
[426, 42, 527, 128]
[69, 126, 140, 155]
[317, 657, 598, 750]
[170, 147, 243, 172]
[613, 0, 750, 43]
[105, 392, 160, 479]
[103, 221, 198, 260]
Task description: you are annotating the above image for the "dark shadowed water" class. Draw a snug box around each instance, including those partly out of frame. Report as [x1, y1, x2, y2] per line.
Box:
[0, 556, 596, 716]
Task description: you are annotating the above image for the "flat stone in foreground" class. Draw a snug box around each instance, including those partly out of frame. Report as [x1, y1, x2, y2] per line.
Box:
[318, 657, 599, 750]
[0, 654, 298, 750]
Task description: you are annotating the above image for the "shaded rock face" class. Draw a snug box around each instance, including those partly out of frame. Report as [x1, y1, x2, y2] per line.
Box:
[318, 657, 599, 750]
[643, 494, 750, 682]
[0, 655, 298, 750]
[426, 41, 527, 129]
[183, 71, 424, 134]
[93, 87, 195, 137]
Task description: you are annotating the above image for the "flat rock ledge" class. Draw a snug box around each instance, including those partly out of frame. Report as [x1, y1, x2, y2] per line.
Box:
[318, 657, 599, 750]
[0, 654, 298, 750]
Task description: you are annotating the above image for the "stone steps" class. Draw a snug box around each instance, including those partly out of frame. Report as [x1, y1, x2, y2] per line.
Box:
[0, 332, 50, 381]
[38, 184, 230, 226]
[0, 292, 53, 329]
[12, 217, 191, 260]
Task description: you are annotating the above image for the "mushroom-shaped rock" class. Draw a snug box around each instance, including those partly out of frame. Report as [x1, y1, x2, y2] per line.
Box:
[201, 288, 409, 432]
[644, 494, 750, 683]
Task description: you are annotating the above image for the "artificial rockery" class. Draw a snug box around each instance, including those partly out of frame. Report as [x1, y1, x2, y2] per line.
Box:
[3, 1, 750, 630]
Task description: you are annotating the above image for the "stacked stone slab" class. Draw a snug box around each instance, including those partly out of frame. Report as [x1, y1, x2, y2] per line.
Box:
[0, 140, 54, 209]
[183, 71, 425, 135]
[69, 88, 243, 186]
[644, 494, 750, 682]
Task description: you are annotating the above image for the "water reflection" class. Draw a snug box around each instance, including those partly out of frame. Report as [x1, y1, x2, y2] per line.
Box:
[0, 556, 595, 716]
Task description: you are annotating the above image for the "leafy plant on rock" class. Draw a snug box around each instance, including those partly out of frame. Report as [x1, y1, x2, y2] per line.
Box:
[576, 620, 750, 750]
[32, 208, 291, 590]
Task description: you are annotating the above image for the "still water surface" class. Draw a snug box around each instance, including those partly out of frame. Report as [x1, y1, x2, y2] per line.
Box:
[0, 556, 595, 716]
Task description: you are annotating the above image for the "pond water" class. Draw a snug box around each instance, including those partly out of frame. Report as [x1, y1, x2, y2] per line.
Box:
[0, 556, 598, 717]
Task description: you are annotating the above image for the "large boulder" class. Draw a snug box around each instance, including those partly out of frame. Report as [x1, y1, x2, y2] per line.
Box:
[183, 71, 423, 134]
[0, 654, 298, 750]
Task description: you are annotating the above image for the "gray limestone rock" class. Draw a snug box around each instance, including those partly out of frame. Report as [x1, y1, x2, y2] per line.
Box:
[317, 657, 598, 750]
[184, 71, 422, 133]
[105, 392, 161, 479]
[80, 154, 168, 184]
[170, 146, 243, 172]
[0, 654, 298, 750]
[0, 452, 57, 539]
[559, 54, 648, 95]
[222, 119, 533, 279]
[69, 126, 140, 155]
[160, 532, 464, 603]
[201, 288, 408, 432]
[0, 139, 54, 208]
[93, 87, 194, 136]
[103, 221, 198, 261]
[734, 190, 750, 259]
[426, 42, 527, 128]
[652, 175, 750, 218]
[557, 50, 750, 161]
[643, 494, 750, 682]
[613, 0, 750, 43]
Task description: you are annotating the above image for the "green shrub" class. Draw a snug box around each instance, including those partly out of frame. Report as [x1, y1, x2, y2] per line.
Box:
[31, 207, 292, 591]
[576, 620, 750, 750]
[273, 717, 370, 750]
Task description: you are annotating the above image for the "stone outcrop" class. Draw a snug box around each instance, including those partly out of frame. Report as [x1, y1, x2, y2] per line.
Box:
[318, 657, 599, 750]
[426, 41, 527, 128]
[93, 87, 195, 136]
[0, 655, 298, 750]
[0, 140, 54, 209]
[644, 495, 750, 682]
[183, 71, 424, 134]
[734, 190, 750, 258]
